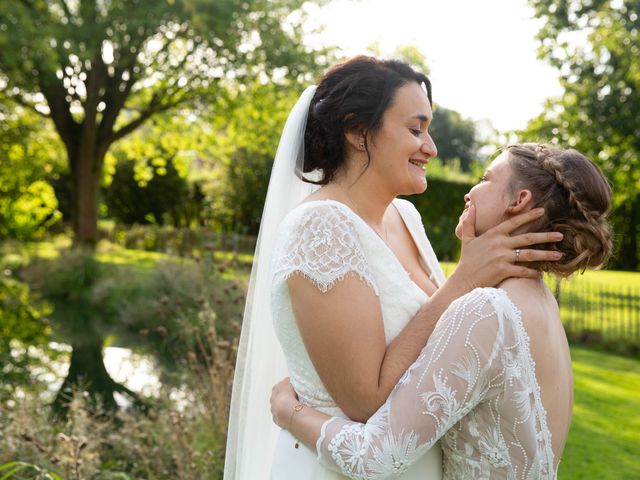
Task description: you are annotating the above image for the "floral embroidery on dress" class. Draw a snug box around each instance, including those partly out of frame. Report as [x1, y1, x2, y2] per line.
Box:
[478, 427, 510, 468]
[273, 199, 446, 478]
[317, 288, 558, 479]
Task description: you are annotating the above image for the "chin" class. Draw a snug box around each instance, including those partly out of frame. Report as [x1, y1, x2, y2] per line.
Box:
[405, 179, 428, 196]
[454, 223, 462, 240]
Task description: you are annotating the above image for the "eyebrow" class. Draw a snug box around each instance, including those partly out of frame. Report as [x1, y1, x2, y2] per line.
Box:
[411, 114, 431, 122]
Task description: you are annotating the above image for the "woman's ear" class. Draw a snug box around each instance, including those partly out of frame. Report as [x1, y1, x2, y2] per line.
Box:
[505, 189, 534, 215]
[344, 127, 366, 152]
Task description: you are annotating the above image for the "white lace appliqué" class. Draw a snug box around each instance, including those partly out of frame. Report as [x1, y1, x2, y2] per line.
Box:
[273, 204, 378, 294]
[317, 288, 558, 480]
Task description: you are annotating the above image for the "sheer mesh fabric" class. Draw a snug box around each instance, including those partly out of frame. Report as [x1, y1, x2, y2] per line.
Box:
[317, 288, 559, 480]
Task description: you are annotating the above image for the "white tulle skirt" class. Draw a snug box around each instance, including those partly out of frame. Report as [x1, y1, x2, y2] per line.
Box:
[271, 429, 443, 479]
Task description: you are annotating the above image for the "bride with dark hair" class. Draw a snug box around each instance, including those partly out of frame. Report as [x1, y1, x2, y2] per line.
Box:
[270, 143, 612, 479]
[225, 56, 565, 479]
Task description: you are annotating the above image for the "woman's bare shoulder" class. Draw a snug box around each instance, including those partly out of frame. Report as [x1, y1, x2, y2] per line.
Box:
[498, 277, 558, 324]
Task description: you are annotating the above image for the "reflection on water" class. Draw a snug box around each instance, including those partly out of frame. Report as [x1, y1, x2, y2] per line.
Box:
[26, 343, 161, 405]
[18, 343, 188, 408]
[104, 347, 160, 395]
[105, 347, 191, 409]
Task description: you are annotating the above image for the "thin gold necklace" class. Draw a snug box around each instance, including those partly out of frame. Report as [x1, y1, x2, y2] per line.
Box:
[340, 185, 389, 246]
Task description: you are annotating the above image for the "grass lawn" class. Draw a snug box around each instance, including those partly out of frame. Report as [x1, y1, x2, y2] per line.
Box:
[547, 271, 640, 344]
[6, 242, 639, 477]
[561, 344, 640, 479]
[442, 262, 640, 346]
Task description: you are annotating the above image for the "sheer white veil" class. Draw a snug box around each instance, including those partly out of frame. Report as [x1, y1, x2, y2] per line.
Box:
[224, 85, 319, 478]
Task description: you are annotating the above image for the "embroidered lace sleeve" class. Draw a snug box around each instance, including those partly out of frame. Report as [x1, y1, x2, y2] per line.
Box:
[272, 204, 378, 294]
[316, 288, 506, 478]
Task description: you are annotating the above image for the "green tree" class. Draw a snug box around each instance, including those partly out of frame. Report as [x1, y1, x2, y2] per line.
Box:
[206, 81, 304, 234]
[524, 0, 640, 268]
[0, 103, 64, 241]
[430, 106, 478, 172]
[0, 0, 321, 245]
[104, 156, 190, 225]
[0, 248, 54, 400]
[0, 0, 324, 410]
[376, 43, 479, 172]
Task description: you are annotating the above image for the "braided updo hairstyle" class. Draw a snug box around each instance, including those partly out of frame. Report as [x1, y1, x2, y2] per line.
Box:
[506, 143, 613, 276]
[303, 55, 432, 184]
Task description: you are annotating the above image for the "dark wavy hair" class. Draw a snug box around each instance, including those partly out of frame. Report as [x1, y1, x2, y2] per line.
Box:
[303, 55, 432, 184]
[506, 143, 613, 276]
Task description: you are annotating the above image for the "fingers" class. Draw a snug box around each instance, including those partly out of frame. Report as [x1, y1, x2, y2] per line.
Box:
[505, 265, 545, 280]
[271, 377, 291, 394]
[271, 377, 298, 400]
[507, 231, 564, 248]
[510, 248, 563, 263]
[493, 208, 545, 235]
[461, 205, 477, 242]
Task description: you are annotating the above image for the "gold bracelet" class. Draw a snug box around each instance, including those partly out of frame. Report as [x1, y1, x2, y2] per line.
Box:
[288, 403, 304, 448]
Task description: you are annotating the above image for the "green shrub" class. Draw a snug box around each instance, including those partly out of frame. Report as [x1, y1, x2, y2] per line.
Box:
[0, 242, 56, 399]
[403, 177, 473, 261]
[1, 242, 242, 478]
[103, 158, 203, 228]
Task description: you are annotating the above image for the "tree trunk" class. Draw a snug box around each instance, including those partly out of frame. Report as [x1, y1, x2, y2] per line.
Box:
[629, 195, 639, 270]
[55, 135, 150, 416]
[69, 140, 108, 247]
[53, 336, 146, 416]
[53, 336, 117, 414]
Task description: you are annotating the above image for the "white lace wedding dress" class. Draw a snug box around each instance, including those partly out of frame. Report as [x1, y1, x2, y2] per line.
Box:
[315, 287, 559, 479]
[270, 198, 445, 479]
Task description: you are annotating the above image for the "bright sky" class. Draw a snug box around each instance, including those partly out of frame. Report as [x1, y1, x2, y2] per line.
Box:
[304, 0, 564, 133]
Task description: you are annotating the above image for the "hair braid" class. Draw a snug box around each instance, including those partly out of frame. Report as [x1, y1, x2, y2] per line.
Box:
[506, 143, 613, 277]
[537, 147, 597, 224]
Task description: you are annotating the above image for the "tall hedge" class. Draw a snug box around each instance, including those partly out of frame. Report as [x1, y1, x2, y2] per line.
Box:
[405, 177, 635, 270]
[402, 177, 472, 262]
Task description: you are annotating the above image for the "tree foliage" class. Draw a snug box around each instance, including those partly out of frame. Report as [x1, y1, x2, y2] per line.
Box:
[524, 0, 640, 269]
[103, 114, 197, 227]
[430, 106, 478, 172]
[0, 0, 323, 244]
[0, 103, 64, 241]
[205, 81, 305, 234]
[104, 156, 192, 226]
[0, 0, 326, 411]
[0, 248, 53, 398]
[526, 0, 640, 201]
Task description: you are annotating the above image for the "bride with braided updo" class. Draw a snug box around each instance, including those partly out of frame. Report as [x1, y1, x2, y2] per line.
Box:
[270, 143, 612, 479]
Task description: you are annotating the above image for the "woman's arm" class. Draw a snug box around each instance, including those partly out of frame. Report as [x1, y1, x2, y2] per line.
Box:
[288, 205, 561, 422]
[272, 288, 507, 478]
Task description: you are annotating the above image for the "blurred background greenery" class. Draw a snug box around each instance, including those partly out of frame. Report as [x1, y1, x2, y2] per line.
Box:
[0, 0, 638, 478]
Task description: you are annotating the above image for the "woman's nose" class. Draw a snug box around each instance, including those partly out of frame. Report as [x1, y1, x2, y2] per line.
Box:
[421, 134, 437, 158]
[464, 193, 470, 202]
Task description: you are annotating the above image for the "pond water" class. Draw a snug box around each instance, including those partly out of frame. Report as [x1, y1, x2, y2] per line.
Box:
[28, 343, 162, 406]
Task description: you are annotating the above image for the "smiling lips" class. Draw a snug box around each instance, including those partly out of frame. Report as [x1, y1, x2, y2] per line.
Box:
[409, 158, 427, 169]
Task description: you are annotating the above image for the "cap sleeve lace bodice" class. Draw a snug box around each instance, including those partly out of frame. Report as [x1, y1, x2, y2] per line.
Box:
[270, 200, 444, 479]
[272, 203, 379, 295]
[316, 288, 557, 480]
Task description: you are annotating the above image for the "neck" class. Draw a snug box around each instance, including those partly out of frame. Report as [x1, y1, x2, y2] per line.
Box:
[500, 274, 546, 291]
[332, 167, 394, 227]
